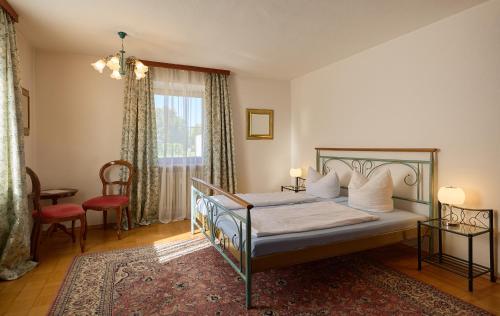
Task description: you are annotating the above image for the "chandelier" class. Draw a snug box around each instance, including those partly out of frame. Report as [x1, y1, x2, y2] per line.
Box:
[91, 31, 148, 80]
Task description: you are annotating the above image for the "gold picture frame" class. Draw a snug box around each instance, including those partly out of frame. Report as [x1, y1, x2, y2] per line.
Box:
[246, 108, 274, 140]
[21, 87, 30, 136]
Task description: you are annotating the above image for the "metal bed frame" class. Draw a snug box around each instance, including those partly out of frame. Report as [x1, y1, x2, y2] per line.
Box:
[191, 147, 438, 309]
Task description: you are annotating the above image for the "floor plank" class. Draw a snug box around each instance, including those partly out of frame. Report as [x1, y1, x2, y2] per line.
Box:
[0, 220, 498, 315]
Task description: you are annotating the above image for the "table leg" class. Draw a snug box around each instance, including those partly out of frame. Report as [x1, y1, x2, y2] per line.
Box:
[53, 223, 73, 239]
[417, 221, 422, 271]
[489, 211, 496, 282]
[468, 236, 473, 292]
[47, 223, 56, 237]
[490, 230, 496, 282]
[438, 225, 443, 264]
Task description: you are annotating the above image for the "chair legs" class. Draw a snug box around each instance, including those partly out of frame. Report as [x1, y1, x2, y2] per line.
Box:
[115, 207, 122, 240]
[71, 220, 76, 242]
[32, 220, 43, 262]
[31, 215, 86, 262]
[84, 206, 131, 240]
[103, 210, 107, 229]
[126, 207, 132, 230]
[30, 219, 37, 257]
[84, 210, 88, 240]
[79, 215, 86, 253]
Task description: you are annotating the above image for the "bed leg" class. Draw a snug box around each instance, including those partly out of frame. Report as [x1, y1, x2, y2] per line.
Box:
[245, 274, 252, 309]
[190, 186, 196, 235]
[190, 213, 195, 235]
[190, 215, 195, 235]
[245, 207, 252, 309]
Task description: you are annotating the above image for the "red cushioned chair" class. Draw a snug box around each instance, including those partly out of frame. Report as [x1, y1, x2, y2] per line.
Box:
[27, 167, 86, 261]
[82, 160, 134, 240]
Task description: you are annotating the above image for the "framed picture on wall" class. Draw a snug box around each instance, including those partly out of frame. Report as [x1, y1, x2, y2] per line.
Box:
[21, 87, 30, 136]
[246, 108, 274, 140]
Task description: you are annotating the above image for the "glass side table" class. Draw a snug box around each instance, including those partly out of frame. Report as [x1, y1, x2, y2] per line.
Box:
[281, 177, 306, 193]
[417, 203, 496, 291]
[281, 185, 306, 193]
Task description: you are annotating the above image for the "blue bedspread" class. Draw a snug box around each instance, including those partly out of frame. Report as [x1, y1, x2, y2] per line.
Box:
[215, 197, 426, 257]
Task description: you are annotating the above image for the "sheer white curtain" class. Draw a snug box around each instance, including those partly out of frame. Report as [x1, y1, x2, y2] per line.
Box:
[153, 68, 205, 223]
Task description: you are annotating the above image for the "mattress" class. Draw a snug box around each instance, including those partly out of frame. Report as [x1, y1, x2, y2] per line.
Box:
[215, 197, 427, 257]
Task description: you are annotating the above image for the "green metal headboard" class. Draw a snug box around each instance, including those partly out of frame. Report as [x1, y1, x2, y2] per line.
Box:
[315, 147, 438, 218]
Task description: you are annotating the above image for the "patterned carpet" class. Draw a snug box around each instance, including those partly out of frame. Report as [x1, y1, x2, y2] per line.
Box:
[50, 238, 490, 315]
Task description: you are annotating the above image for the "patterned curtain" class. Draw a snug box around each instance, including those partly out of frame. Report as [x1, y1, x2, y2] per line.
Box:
[0, 10, 37, 280]
[120, 60, 159, 226]
[203, 73, 236, 193]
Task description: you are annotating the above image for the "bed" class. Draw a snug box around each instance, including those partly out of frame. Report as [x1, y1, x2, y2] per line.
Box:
[190, 147, 438, 309]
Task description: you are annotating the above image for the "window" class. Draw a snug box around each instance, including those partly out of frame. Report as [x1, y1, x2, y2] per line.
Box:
[153, 67, 205, 166]
[155, 94, 203, 165]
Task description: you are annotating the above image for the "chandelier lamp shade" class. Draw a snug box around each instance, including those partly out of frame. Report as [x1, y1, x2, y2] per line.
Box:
[91, 31, 148, 80]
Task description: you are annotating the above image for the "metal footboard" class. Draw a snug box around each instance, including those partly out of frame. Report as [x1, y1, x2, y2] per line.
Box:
[190, 178, 254, 309]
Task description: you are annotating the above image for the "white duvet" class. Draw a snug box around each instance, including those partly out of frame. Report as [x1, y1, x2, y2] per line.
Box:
[232, 201, 379, 237]
[207, 192, 319, 210]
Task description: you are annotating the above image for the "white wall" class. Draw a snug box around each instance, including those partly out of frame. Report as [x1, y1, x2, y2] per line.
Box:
[230, 75, 291, 193]
[17, 30, 36, 168]
[35, 52, 124, 225]
[291, 0, 500, 273]
[34, 52, 291, 224]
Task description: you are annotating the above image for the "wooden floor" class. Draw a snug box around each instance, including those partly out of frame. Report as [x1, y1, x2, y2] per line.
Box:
[0, 220, 498, 315]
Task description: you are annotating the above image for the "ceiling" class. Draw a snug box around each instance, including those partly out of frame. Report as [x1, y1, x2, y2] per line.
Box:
[11, 0, 486, 80]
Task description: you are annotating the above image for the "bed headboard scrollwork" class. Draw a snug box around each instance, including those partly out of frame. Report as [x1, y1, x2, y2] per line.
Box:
[315, 148, 438, 218]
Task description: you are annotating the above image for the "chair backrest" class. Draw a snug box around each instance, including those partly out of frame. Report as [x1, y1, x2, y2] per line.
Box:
[99, 160, 134, 196]
[26, 167, 42, 215]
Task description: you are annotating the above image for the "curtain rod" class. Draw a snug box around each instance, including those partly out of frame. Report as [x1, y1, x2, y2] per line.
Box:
[140, 59, 230, 75]
[0, 0, 18, 22]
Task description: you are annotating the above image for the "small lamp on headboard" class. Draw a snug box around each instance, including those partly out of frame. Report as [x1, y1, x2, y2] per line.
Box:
[289, 168, 302, 188]
[438, 186, 465, 226]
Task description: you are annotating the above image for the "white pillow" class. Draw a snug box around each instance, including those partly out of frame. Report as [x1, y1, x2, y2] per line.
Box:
[348, 169, 394, 212]
[305, 167, 340, 199]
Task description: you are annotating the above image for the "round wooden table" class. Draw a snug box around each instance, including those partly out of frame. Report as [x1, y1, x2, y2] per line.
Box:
[40, 188, 78, 205]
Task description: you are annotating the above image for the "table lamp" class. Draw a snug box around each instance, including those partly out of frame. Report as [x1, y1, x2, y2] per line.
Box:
[289, 168, 302, 188]
[438, 186, 465, 227]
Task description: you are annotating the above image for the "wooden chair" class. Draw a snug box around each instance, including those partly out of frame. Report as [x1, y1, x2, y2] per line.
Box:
[27, 167, 86, 261]
[82, 160, 134, 240]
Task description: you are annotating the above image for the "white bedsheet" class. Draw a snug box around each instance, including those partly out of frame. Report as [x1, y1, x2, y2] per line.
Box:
[206, 192, 319, 210]
[232, 201, 379, 237]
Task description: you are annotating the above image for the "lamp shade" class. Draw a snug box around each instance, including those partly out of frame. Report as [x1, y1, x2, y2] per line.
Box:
[91, 59, 106, 73]
[135, 60, 148, 73]
[289, 168, 302, 178]
[135, 70, 146, 80]
[110, 70, 122, 80]
[438, 186, 465, 205]
[106, 56, 120, 71]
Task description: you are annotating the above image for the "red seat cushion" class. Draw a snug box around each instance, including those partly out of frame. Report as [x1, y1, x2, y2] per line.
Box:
[33, 204, 85, 219]
[82, 195, 129, 209]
